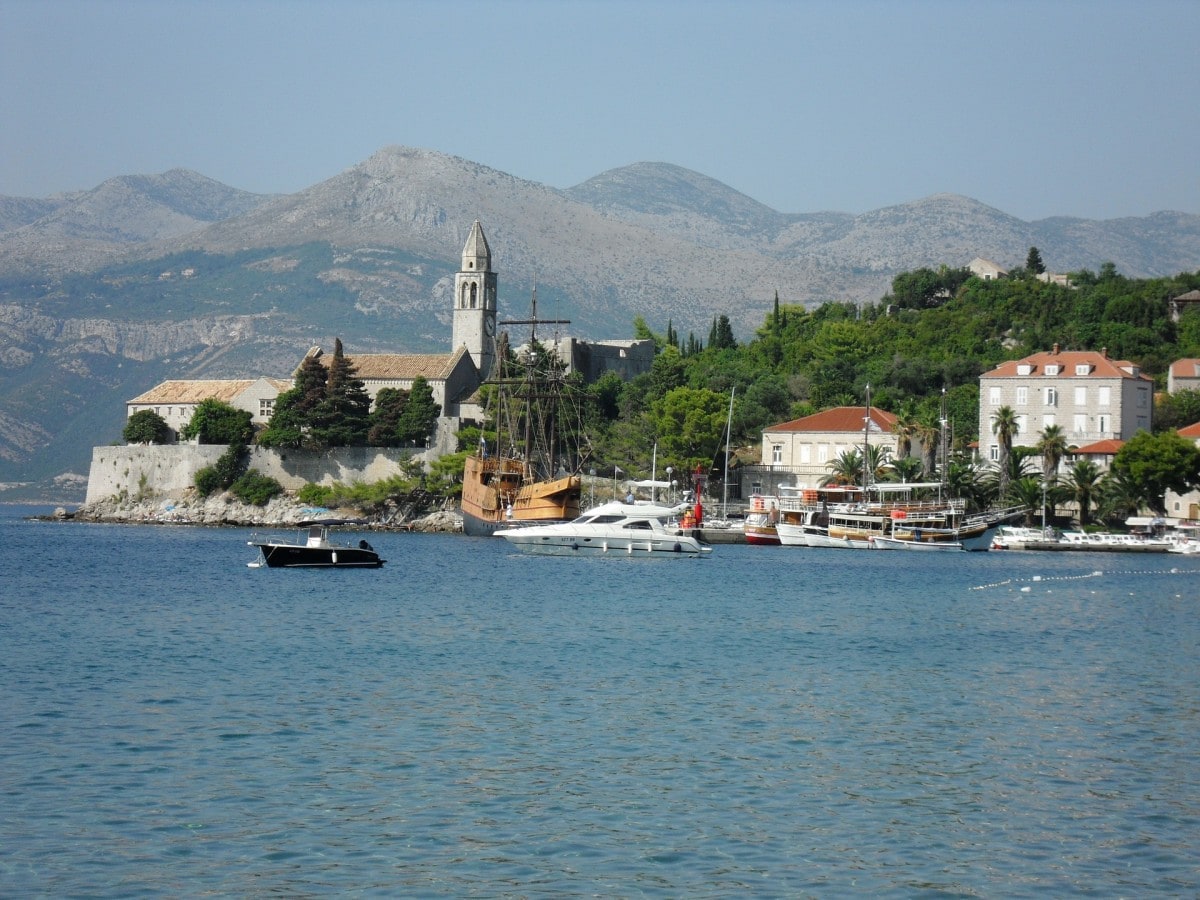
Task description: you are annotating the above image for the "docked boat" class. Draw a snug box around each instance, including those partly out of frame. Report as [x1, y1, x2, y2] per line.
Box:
[460, 290, 585, 536]
[870, 516, 1001, 551]
[743, 494, 780, 545]
[248, 522, 385, 568]
[495, 500, 712, 557]
[991, 525, 1063, 549]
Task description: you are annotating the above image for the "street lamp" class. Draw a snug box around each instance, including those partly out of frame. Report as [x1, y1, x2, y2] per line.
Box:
[666, 466, 673, 503]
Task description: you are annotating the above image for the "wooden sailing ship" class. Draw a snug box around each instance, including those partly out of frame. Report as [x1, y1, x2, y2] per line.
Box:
[460, 291, 587, 536]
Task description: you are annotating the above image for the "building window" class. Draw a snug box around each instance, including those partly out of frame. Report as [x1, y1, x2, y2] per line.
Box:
[1016, 415, 1028, 435]
[818, 445, 828, 464]
[1016, 387, 1028, 405]
[1074, 386, 1086, 406]
[1045, 387, 1057, 406]
[989, 387, 1001, 405]
[800, 445, 811, 464]
[989, 445, 999, 461]
[1098, 386, 1111, 407]
[1044, 414, 1056, 429]
[1098, 415, 1108, 433]
[260, 399, 275, 418]
[772, 444, 783, 465]
[1073, 414, 1087, 435]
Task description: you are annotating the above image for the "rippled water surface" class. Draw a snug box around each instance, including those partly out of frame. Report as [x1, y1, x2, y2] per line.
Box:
[3, 507, 1199, 896]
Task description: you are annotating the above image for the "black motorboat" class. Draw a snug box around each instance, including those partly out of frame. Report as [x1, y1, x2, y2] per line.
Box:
[248, 522, 385, 568]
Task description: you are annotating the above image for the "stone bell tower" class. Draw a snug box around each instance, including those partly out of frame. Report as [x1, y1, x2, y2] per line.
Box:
[452, 220, 498, 379]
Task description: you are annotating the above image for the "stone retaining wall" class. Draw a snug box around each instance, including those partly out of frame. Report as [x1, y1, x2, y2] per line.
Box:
[85, 445, 424, 505]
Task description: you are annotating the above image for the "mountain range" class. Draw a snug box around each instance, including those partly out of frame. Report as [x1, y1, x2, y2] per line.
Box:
[2, 145, 1198, 497]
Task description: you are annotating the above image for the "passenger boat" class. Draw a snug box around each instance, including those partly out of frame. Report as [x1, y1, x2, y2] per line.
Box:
[460, 289, 585, 536]
[495, 500, 712, 557]
[742, 494, 780, 545]
[870, 515, 1000, 551]
[248, 522, 385, 568]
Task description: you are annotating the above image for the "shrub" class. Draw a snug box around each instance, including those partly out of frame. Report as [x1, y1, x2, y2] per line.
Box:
[194, 465, 222, 497]
[230, 470, 284, 506]
[297, 482, 335, 506]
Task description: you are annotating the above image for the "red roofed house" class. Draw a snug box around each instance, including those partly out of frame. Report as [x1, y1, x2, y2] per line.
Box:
[1167, 358, 1200, 394]
[978, 345, 1153, 473]
[760, 406, 901, 487]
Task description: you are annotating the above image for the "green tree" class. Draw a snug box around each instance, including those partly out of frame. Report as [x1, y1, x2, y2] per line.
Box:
[368, 387, 409, 447]
[123, 410, 171, 444]
[257, 354, 328, 448]
[1065, 458, 1103, 527]
[1009, 476, 1049, 527]
[991, 406, 1019, 499]
[1026, 246, 1046, 275]
[309, 338, 371, 447]
[1111, 429, 1200, 515]
[823, 448, 863, 487]
[1154, 389, 1200, 432]
[645, 386, 727, 465]
[1036, 423, 1070, 479]
[396, 376, 440, 445]
[180, 399, 254, 445]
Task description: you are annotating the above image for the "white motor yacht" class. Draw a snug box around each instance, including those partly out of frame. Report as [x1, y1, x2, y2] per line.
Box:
[495, 500, 712, 557]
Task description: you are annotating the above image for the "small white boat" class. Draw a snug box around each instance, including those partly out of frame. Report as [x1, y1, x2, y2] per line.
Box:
[495, 500, 712, 557]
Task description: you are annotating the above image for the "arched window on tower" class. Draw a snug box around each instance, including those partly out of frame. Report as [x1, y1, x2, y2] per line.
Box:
[460, 284, 468, 308]
[470, 283, 478, 308]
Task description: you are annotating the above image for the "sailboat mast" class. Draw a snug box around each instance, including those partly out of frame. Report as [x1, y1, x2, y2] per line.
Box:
[862, 383, 871, 492]
[722, 387, 735, 518]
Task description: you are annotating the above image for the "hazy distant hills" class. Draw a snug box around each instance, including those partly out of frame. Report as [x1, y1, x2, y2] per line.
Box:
[1, 144, 1198, 494]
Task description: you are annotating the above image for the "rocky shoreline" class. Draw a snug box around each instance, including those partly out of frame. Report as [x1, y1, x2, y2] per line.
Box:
[52, 492, 463, 533]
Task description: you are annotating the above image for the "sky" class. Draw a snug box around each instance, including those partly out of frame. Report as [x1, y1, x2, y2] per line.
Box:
[2, 0, 1198, 221]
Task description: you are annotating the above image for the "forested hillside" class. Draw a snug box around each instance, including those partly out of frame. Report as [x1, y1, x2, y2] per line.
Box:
[581, 262, 1200, 477]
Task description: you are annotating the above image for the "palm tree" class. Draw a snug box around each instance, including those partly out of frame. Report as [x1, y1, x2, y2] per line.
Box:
[889, 456, 925, 484]
[822, 449, 863, 487]
[1036, 424, 1070, 480]
[1094, 469, 1142, 527]
[946, 459, 990, 511]
[991, 406, 1019, 500]
[892, 407, 919, 460]
[915, 414, 940, 478]
[1009, 476, 1048, 527]
[1065, 459, 1103, 527]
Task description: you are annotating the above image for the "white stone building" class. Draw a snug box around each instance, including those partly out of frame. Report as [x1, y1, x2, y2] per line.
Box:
[977, 345, 1154, 471]
[126, 377, 291, 440]
[760, 406, 901, 487]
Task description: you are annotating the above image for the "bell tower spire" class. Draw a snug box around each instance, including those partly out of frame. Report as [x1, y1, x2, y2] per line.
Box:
[452, 220, 498, 379]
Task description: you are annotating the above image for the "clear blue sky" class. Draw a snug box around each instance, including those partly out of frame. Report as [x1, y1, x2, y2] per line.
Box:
[2, 0, 1197, 221]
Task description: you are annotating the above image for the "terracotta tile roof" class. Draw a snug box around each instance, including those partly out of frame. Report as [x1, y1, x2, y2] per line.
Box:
[305, 347, 468, 381]
[129, 379, 288, 405]
[1074, 439, 1125, 455]
[983, 349, 1148, 380]
[766, 406, 898, 434]
[1169, 358, 1200, 378]
[1178, 422, 1200, 438]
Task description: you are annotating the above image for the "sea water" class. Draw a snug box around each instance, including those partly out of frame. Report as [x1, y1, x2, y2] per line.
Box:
[2, 505, 1198, 897]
